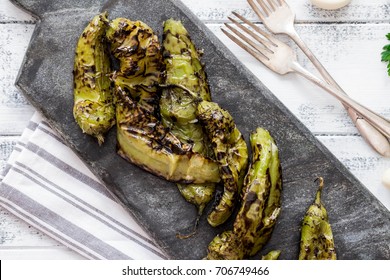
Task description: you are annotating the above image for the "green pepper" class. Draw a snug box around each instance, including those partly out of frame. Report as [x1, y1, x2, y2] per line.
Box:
[197, 101, 249, 227]
[107, 17, 220, 184]
[299, 177, 337, 260]
[261, 250, 281, 260]
[245, 128, 282, 256]
[160, 19, 215, 218]
[73, 12, 115, 145]
[106, 18, 164, 115]
[176, 183, 215, 215]
[234, 128, 281, 256]
[115, 88, 220, 184]
[206, 230, 244, 260]
[205, 128, 281, 259]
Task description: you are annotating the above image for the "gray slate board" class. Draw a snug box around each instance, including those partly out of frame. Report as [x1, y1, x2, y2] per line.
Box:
[12, 0, 390, 259]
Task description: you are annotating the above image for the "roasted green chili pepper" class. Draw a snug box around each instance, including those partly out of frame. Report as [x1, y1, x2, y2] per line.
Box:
[161, 19, 211, 103]
[160, 19, 215, 218]
[205, 128, 281, 259]
[261, 250, 281, 260]
[206, 230, 244, 260]
[106, 18, 164, 114]
[299, 177, 337, 260]
[115, 88, 220, 183]
[73, 12, 115, 145]
[175, 182, 216, 238]
[106, 17, 220, 184]
[197, 101, 248, 227]
[176, 183, 215, 215]
[234, 128, 282, 256]
[245, 128, 282, 256]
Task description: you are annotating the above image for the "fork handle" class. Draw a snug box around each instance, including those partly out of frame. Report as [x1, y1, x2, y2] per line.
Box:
[354, 114, 390, 157]
[291, 61, 390, 139]
[347, 107, 390, 156]
[288, 29, 390, 156]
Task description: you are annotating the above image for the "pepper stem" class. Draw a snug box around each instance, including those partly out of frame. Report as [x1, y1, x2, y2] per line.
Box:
[314, 177, 324, 205]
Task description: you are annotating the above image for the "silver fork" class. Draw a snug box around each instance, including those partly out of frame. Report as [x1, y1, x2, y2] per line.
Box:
[247, 0, 390, 156]
[222, 13, 390, 140]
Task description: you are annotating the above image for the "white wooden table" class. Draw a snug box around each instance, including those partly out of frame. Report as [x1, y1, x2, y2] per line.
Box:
[1, 0, 389, 259]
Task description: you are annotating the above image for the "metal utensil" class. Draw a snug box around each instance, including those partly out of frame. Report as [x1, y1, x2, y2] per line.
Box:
[222, 13, 390, 140]
[247, 0, 390, 156]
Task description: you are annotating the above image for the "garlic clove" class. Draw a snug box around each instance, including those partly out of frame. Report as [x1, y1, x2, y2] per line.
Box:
[310, 0, 352, 10]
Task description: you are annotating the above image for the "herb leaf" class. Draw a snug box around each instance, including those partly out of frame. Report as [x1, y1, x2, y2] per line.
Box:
[381, 33, 390, 76]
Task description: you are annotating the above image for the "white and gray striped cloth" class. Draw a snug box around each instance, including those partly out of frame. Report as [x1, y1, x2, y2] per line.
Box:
[0, 112, 166, 260]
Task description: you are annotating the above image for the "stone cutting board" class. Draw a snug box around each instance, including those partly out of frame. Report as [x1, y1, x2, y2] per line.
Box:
[12, 0, 390, 259]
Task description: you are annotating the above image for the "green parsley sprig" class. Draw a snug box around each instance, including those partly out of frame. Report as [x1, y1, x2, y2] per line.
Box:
[381, 33, 390, 76]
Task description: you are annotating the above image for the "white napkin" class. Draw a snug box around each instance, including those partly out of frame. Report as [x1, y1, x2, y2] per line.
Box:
[0, 112, 166, 260]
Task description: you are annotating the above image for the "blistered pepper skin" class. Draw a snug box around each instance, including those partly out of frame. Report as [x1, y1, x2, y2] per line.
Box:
[299, 178, 337, 260]
[176, 183, 215, 215]
[206, 231, 244, 260]
[161, 19, 215, 215]
[108, 18, 220, 184]
[197, 101, 249, 227]
[233, 128, 281, 257]
[205, 128, 281, 260]
[73, 12, 115, 145]
[115, 89, 221, 184]
[106, 18, 164, 115]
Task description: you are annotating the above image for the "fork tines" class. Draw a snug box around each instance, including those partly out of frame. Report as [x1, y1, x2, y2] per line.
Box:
[248, 0, 285, 18]
[222, 12, 276, 62]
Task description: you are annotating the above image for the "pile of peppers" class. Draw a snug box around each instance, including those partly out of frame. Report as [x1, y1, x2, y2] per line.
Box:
[73, 13, 337, 260]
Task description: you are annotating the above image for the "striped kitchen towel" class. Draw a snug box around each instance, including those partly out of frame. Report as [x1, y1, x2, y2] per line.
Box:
[0, 112, 166, 260]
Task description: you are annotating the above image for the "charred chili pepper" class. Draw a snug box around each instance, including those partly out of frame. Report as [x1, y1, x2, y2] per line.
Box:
[299, 177, 337, 260]
[261, 250, 281, 260]
[176, 183, 215, 216]
[245, 128, 282, 256]
[107, 17, 220, 184]
[206, 128, 281, 259]
[106, 17, 164, 115]
[73, 12, 115, 145]
[115, 87, 220, 183]
[160, 18, 213, 149]
[197, 101, 249, 227]
[234, 128, 282, 256]
[160, 19, 216, 219]
[206, 230, 244, 260]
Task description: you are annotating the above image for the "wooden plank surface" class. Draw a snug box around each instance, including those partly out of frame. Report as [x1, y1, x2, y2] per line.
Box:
[0, 0, 389, 259]
[0, 21, 35, 135]
[185, 0, 390, 22]
[1, 0, 389, 22]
